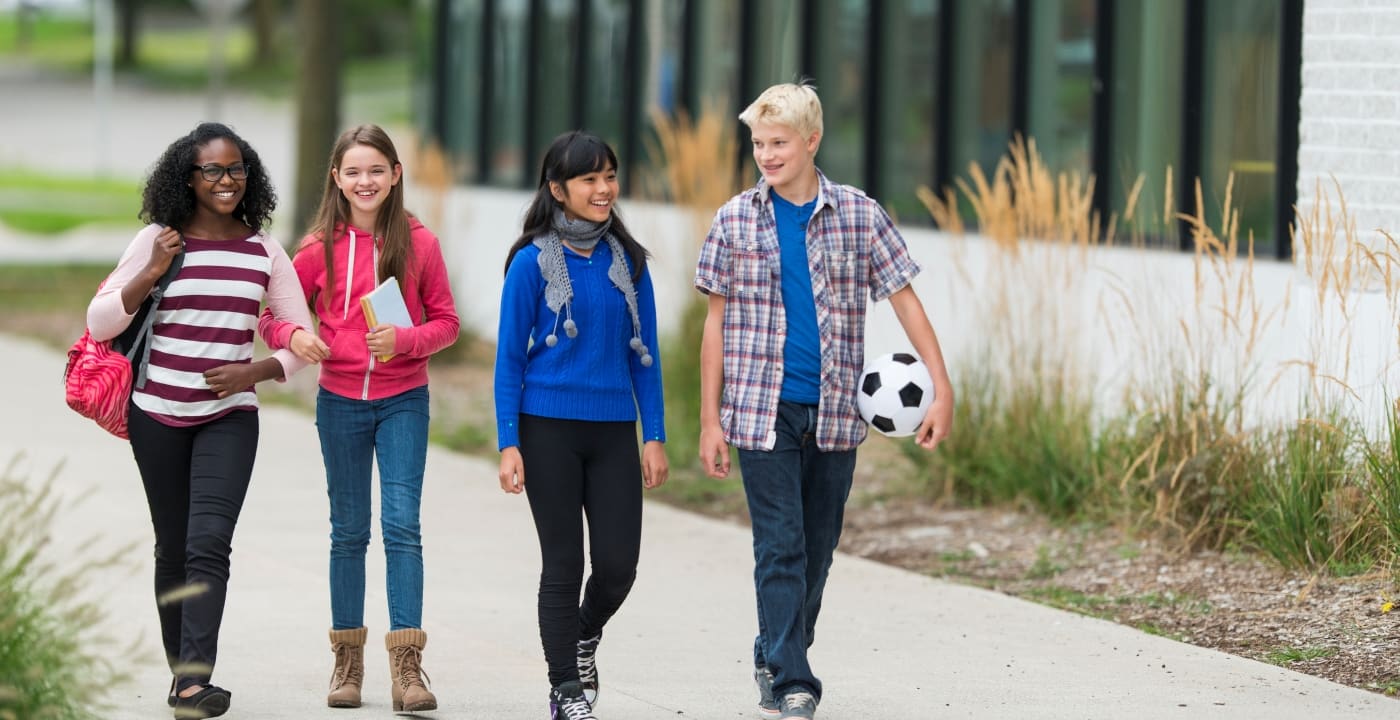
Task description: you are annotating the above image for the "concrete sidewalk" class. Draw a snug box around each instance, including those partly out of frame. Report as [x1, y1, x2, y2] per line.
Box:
[7, 334, 1396, 719]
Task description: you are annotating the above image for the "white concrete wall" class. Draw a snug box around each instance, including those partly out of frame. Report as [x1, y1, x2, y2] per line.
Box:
[1297, 0, 1400, 236]
[416, 184, 1399, 431]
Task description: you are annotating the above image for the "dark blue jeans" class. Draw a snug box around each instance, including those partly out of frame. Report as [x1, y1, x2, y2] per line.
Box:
[737, 401, 856, 702]
[316, 385, 430, 631]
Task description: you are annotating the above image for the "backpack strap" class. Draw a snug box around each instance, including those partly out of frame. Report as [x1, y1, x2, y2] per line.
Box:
[127, 251, 184, 390]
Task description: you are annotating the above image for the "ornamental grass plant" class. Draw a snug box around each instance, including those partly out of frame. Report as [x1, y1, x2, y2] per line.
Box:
[916, 139, 1400, 572]
[0, 460, 132, 720]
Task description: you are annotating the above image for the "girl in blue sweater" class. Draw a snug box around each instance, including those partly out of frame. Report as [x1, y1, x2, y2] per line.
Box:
[494, 130, 668, 719]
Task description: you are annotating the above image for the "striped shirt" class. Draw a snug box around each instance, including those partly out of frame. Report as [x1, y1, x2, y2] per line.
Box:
[693, 170, 921, 451]
[88, 224, 313, 427]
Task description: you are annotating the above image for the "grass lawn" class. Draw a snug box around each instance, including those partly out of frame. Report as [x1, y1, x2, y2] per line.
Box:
[0, 169, 142, 235]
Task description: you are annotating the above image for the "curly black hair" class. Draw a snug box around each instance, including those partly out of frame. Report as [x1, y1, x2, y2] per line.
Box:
[140, 122, 277, 232]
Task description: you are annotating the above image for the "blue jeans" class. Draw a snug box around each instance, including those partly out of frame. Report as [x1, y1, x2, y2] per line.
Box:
[316, 385, 430, 631]
[737, 401, 857, 702]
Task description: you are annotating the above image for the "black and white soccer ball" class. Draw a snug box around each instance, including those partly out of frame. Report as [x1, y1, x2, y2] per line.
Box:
[856, 352, 935, 437]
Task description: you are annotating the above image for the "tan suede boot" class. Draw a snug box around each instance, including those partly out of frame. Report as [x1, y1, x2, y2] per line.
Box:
[327, 627, 367, 708]
[385, 628, 437, 712]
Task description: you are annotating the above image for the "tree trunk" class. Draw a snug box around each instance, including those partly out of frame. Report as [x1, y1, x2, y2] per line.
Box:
[251, 0, 279, 68]
[292, 0, 341, 237]
[115, 0, 140, 68]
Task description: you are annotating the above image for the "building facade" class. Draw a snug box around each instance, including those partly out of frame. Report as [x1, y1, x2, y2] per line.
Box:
[415, 0, 1304, 258]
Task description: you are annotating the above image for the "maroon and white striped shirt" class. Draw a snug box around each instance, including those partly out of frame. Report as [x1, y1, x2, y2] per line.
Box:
[88, 224, 313, 426]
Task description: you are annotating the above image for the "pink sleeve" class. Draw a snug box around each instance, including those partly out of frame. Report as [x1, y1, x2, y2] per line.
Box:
[256, 306, 298, 350]
[86, 224, 162, 341]
[262, 237, 316, 381]
[394, 237, 460, 358]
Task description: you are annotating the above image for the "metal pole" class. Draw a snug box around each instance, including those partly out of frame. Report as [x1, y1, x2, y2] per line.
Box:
[94, 0, 115, 175]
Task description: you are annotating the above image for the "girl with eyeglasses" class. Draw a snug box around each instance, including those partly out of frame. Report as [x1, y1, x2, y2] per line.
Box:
[85, 122, 319, 719]
[258, 124, 459, 712]
[495, 131, 668, 720]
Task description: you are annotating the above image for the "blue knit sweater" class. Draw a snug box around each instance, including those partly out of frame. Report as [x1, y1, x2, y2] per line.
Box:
[494, 241, 666, 450]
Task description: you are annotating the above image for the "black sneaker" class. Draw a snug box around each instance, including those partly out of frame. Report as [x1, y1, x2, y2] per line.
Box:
[576, 632, 602, 707]
[172, 685, 231, 719]
[549, 680, 596, 720]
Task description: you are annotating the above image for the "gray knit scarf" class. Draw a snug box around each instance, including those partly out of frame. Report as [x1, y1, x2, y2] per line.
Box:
[534, 210, 652, 366]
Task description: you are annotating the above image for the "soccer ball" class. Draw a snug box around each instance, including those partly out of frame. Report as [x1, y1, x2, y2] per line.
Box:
[857, 352, 935, 437]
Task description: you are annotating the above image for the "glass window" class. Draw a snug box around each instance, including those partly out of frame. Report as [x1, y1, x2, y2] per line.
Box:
[442, 0, 484, 181]
[641, 0, 683, 118]
[584, 0, 632, 147]
[878, 0, 939, 223]
[811, 0, 869, 188]
[534, 0, 579, 154]
[949, 0, 1015, 191]
[1024, 0, 1096, 178]
[749, 0, 802, 95]
[1110, 0, 1183, 245]
[1201, 1, 1281, 253]
[692, 0, 741, 117]
[488, 0, 528, 187]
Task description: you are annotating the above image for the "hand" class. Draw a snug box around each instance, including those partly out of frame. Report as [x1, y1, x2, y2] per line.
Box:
[146, 227, 183, 278]
[698, 424, 731, 479]
[498, 446, 525, 494]
[914, 391, 954, 450]
[204, 363, 257, 399]
[289, 328, 330, 364]
[641, 441, 669, 489]
[366, 324, 397, 358]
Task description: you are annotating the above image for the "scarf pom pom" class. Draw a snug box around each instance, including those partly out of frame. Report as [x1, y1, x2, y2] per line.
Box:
[640, 353, 653, 367]
[545, 334, 558, 347]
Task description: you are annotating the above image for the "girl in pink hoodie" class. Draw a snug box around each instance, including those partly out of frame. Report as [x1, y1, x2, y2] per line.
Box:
[260, 124, 459, 712]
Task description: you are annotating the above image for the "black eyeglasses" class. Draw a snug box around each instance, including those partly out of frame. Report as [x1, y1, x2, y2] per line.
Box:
[191, 163, 250, 182]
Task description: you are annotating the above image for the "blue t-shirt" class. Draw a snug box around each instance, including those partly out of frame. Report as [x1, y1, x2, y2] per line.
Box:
[771, 190, 821, 404]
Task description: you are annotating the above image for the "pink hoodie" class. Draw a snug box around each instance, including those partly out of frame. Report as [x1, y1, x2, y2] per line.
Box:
[260, 218, 460, 401]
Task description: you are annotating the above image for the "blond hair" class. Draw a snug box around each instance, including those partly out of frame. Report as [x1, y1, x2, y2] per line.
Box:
[738, 82, 823, 139]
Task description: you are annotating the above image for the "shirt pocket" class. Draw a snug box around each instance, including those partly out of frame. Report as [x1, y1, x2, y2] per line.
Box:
[824, 250, 862, 307]
[731, 250, 772, 297]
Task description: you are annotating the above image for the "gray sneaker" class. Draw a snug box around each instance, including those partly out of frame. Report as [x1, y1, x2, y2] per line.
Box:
[754, 666, 779, 719]
[576, 633, 601, 707]
[778, 689, 817, 720]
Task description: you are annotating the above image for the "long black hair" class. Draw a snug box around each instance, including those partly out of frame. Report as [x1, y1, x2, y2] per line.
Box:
[140, 122, 276, 232]
[503, 130, 648, 281]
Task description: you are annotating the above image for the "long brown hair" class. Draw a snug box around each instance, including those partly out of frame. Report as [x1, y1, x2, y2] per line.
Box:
[304, 124, 416, 310]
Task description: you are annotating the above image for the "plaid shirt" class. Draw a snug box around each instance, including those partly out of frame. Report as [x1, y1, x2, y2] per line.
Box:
[694, 170, 921, 451]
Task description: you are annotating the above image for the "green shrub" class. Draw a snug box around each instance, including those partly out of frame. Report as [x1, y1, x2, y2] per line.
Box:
[0, 463, 130, 720]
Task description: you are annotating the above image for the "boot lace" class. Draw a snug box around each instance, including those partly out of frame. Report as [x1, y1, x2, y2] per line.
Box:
[330, 644, 362, 689]
[576, 634, 600, 686]
[392, 645, 431, 690]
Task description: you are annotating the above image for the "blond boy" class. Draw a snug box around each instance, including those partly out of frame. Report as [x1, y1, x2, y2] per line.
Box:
[693, 82, 954, 719]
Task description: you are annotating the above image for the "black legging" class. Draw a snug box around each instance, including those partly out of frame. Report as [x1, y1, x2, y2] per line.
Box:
[519, 414, 643, 688]
[127, 403, 259, 692]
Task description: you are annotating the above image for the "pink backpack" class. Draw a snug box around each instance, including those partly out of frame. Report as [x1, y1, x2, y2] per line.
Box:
[63, 327, 135, 438]
[63, 256, 182, 438]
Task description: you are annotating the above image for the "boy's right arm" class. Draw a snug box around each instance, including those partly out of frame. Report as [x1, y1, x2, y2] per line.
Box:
[698, 292, 730, 479]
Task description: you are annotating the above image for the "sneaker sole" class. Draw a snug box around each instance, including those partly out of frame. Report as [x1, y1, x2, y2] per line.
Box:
[758, 705, 781, 719]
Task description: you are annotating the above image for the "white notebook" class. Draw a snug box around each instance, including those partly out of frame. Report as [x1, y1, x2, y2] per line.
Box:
[359, 276, 413, 361]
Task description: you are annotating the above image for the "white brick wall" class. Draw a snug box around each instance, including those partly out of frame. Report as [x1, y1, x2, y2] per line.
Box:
[1297, 1, 1400, 236]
